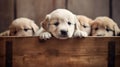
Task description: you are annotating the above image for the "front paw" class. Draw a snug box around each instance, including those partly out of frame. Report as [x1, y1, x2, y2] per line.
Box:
[39, 32, 52, 40]
[73, 30, 88, 38]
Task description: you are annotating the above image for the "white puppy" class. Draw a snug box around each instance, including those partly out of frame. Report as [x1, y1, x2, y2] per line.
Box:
[35, 9, 87, 39]
[9, 18, 39, 36]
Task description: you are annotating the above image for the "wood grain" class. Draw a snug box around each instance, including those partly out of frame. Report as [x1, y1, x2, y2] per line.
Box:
[16, 0, 66, 25]
[113, 0, 120, 27]
[13, 55, 107, 67]
[0, 0, 14, 32]
[67, 0, 109, 19]
[0, 37, 119, 67]
[0, 37, 5, 67]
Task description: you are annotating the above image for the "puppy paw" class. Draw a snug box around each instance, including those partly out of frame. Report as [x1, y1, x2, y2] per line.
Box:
[74, 30, 88, 38]
[39, 32, 52, 40]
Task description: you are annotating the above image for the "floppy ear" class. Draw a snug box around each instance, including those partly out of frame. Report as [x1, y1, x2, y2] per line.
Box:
[40, 15, 51, 31]
[9, 21, 15, 36]
[114, 24, 120, 36]
[30, 21, 39, 34]
[74, 15, 81, 30]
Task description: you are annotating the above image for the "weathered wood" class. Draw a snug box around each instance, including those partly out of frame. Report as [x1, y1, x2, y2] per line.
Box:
[0, 37, 120, 67]
[13, 55, 107, 67]
[116, 55, 120, 67]
[67, 0, 109, 19]
[0, 37, 5, 67]
[113, 0, 120, 27]
[0, 0, 14, 32]
[16, 0, 66, 25]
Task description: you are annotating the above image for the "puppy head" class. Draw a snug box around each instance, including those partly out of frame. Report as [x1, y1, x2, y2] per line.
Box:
[77, 15, 93, 35]
[41, 9, 79, 39]
[91, 17, 120, 36]
[9, 18, 39, 36]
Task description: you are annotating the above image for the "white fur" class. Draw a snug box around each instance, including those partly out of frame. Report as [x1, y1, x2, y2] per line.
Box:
[36, 9, 86, 39]
[74, 30, 88, 37]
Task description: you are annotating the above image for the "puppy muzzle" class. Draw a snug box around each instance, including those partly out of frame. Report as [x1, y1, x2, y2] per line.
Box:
[60, 30, 68, 37]
[61, 30, 67, 35]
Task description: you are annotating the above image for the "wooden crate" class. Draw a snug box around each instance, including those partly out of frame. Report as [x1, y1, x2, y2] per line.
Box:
[0, 37, 120, 67]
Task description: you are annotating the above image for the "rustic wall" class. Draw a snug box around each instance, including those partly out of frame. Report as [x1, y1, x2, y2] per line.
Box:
[0, 0, 119, 32]
[113, 0, 120, 27]
[0, 0, 14, 32]
[67, 0, 109, 19]
[16, 0, 66, 25]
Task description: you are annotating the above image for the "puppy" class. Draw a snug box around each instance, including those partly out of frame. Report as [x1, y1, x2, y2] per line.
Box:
[35, 9, 87, 39]
[91, 16, 120, 36]
[9, 18, 39, 36]
[77, 15, 93, 36]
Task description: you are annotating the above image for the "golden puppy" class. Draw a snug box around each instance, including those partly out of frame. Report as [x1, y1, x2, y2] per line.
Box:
[35, 9, 87, 39]
[77, 15, 93, 36]
[91, 16, 120, 36]
[9, 18, 39, 36]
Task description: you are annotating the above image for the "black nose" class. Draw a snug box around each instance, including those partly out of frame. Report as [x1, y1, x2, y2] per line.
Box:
[60, 30, 67, 36]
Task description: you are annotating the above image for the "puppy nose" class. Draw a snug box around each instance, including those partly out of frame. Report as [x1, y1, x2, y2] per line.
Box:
[60, 30, 67, 36]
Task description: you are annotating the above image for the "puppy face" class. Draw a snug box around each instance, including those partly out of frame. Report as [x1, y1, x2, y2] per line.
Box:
[41, 9, 78, 39]
[9, 18, 39, 36]
[77, 15, 93, 35]
[91, 17, 120, 36]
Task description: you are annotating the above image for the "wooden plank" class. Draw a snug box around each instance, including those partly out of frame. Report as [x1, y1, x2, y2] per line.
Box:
[0, 38, 5, 67]
[10, 37, 120, 56]
[116, 55, 120, 67]
[0, 37, 119, 67]
[116, 41, 120, 55]
[67, 0, 109, 19]
[11, 37, 120, 67]
[113, 0, 120, 27]
[0, 0, 14, 32]
[16, 0, 66, 25]
[13, 55, 107, 67]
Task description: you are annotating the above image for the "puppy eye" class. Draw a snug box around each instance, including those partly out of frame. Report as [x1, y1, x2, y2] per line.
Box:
[95, 27, 98, 30]
[14, 31, 17, 34]
[54, 22, 59, 26]
[106, 28, 112, 32]
[83, 25, 87, 28]
[24, 29, 28, 32]
[68, 22, 71, 25]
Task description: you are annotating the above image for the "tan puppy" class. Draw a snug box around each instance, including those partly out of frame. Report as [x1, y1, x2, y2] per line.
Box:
[77, 15, 93, 36]
[35, 9, 87, 39]
[9, 18, 39, 36]
[91, 16, 120, 36]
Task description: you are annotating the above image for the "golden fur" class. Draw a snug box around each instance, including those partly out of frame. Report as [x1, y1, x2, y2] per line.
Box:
[91, 16, 120, 36]
[8, 18, 39, 36]
[77, 15, 93, 36]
